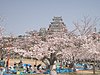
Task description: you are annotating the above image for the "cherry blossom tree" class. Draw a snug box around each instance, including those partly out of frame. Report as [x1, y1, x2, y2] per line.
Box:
[0, 16, 5, 60]
[0, 16, 99, 75]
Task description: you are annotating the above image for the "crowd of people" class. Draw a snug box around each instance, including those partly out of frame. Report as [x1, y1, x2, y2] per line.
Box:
[0, 60, 45, 75]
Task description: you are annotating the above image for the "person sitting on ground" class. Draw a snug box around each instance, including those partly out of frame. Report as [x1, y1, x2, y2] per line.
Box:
[28, 65, 33, 74]
[17, 70, 20, 75]
[37, 64, 41, 70]
[25, 64, 29, 73]
[29, 65, 33, 71]
[33, 65, 37, 73]
[0, 68, 4, 75]
[18, 60, 23, 68]
[50, 61, 57, 75]
[13, 62, 17, 69]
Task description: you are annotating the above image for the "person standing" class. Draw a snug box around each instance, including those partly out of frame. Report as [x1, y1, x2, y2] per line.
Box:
[50, 61, 57, 75]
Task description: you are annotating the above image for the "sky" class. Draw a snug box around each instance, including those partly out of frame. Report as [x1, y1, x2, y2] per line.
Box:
[0, 0, 100, 35]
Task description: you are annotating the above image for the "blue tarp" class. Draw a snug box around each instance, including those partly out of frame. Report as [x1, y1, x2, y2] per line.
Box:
[56, 68, 73, 73]
[22, 64, 31, 67]
[43, 69, 50, 74]
[43, 68, 73, 74]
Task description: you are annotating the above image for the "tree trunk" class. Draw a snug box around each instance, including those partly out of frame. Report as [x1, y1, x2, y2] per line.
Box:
[50, 65, 57, 75]
[0, 48, 2, 60]
[93, 62, 95, 75]
[93, 54, 96, 75]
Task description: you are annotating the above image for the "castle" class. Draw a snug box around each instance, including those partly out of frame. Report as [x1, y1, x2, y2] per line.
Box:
[47, 16, 67, 34]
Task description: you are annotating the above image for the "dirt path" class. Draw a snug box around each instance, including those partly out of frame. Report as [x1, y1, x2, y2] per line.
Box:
[6, 59, 45, 67]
